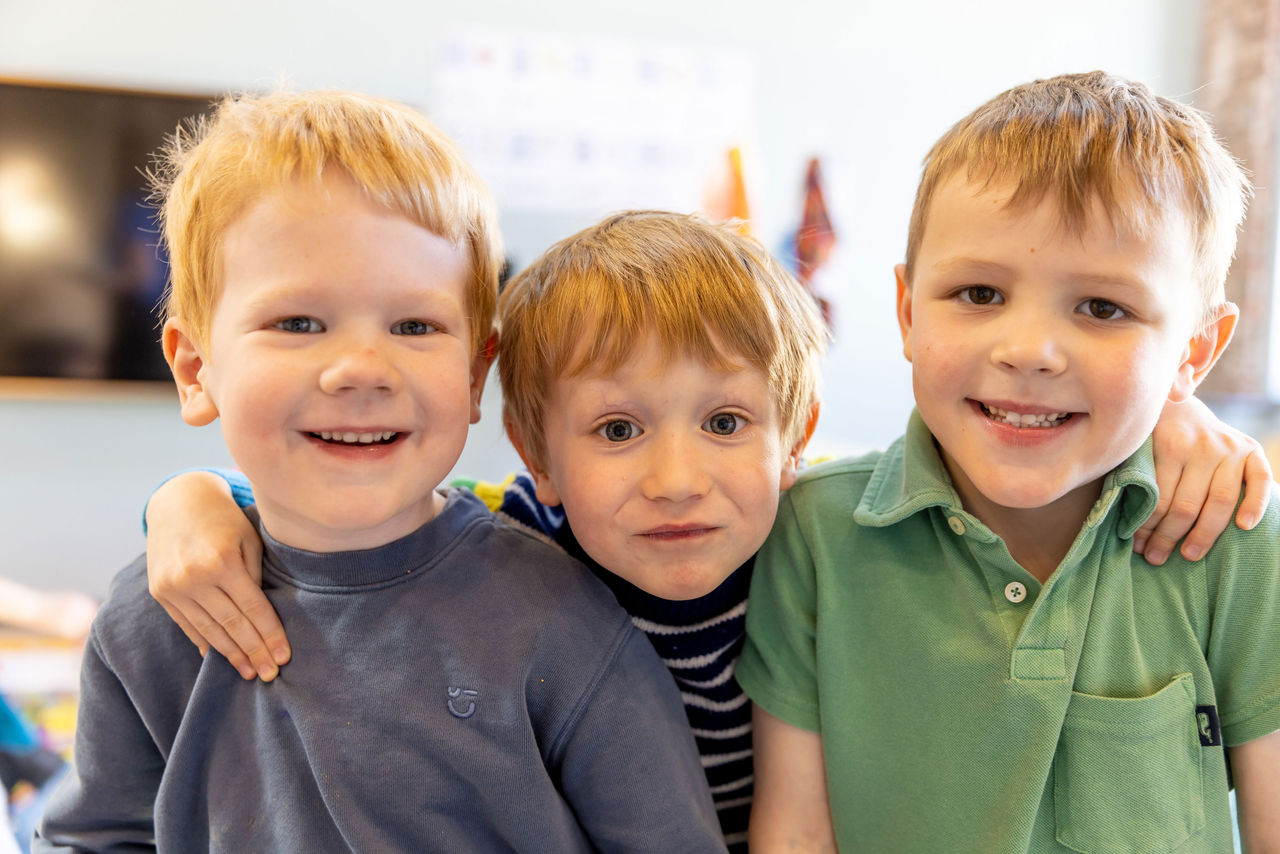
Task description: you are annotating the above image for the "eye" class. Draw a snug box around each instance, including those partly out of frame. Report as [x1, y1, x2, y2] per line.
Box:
[273, 317, 323, 333]
[596, 419, 641, 443]
[1078, 298, 1126, 320]
[391, 319, 438, 336]
[959, 286, 1001, 305]
[703, 412, 745, 436]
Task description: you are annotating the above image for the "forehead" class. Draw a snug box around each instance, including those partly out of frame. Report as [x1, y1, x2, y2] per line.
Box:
[216, 176, 470, 308]
[919, 174, 1195, 269]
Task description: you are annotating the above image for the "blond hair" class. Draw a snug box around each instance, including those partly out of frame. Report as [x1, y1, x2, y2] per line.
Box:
[904, 71, 1250, 327]
[151, 89, 502, 352]
[499, 211, 828, 467]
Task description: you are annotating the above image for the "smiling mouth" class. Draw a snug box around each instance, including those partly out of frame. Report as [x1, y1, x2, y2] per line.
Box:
[310, 431, 400, 445]
[979, 403, 1073, 429]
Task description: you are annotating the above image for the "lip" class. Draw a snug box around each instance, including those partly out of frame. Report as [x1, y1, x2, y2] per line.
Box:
[304, 428, 407, 456]
[974, 398, 1073, 416]
[638, 523, 720, 541]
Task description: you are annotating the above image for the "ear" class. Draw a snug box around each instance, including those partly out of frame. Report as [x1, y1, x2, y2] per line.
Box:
[895, 264, 914, 363]
[468, 331, 498, 424]
[504, 418, 563, 507]
[1168, 303, 1238, 403]
[162, 318, 219, 426]
[779, 401, 821, 491]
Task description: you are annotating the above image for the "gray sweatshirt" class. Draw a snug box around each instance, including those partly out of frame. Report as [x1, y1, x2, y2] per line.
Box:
[35, 490, 724, 853]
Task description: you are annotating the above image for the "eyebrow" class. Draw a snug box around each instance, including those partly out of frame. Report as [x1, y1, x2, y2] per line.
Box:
[930, 257, 1150, 292]
[929, 257, 1015, 278]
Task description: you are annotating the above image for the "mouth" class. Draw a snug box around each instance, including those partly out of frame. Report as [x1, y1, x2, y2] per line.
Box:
[640, 525, 719, 542]
[978, 403, 1074, 429]
[308, 430, 401, 446]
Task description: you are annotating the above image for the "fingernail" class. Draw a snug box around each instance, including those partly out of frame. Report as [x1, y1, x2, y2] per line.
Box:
[1132, 535, 1147, 553]
[1146, 549, 1167, 565]
[1239, 514, 1257, 530]
[1183, 544, 1202, 561]
[273, 647, 291, 665]
[238, 665, 257, 680]
[259, 663, 279, 682]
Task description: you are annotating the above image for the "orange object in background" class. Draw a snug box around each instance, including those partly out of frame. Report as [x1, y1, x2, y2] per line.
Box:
[703, 147, 752, 235]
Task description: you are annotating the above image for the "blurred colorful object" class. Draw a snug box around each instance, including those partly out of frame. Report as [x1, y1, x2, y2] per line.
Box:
[703, 147, 751, 235]
[792, 157, 836, 327]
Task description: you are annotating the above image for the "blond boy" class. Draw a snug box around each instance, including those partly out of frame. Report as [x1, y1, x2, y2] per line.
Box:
[34, 92, 723, 852]
[740, 71, 1280, 852]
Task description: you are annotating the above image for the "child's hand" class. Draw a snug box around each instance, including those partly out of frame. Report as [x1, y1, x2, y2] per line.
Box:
[145, 471, 289, 681]
[1136, 397, 1273, 565]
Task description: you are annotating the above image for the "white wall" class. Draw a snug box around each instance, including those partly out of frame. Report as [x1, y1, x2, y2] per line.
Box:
[0, 0, 1204, 596]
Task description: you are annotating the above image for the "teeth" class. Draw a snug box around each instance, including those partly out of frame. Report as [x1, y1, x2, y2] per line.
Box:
[981, 404, 1070, 429]
[315, 431, 397, 444]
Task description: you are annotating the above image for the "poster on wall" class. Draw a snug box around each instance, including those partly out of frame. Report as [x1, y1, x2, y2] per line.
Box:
[431, 29, 758, 215]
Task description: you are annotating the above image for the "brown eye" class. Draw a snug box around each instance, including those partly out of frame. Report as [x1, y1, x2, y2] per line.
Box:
[965, 286, 998, 305]
[1081, 299, 1125, 320]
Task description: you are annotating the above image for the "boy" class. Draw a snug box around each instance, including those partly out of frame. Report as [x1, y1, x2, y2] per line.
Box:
[739, 71, 1280, 852]
[141, 210, 829, 850]
[142, 208, 1269, 852]
[34, 91, 724, 852]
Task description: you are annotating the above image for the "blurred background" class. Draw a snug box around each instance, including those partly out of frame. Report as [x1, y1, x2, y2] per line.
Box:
[1, 0, 1277, 601]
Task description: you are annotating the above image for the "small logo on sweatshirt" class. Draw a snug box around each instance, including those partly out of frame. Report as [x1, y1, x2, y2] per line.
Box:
[447, 686, 479, 719]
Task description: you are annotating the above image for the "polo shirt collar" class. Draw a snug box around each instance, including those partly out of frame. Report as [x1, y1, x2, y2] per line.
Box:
[854, 409, 1161, 542]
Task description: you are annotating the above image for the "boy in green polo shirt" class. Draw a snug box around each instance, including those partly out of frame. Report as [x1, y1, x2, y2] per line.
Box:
[739, 71, 1280, 852]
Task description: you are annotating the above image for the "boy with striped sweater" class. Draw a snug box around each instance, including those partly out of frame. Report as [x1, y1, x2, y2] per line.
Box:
[142, 211, 1270, 850]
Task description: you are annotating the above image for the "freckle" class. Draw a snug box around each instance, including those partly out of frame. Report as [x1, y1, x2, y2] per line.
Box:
[1029, 247, 1036, 254]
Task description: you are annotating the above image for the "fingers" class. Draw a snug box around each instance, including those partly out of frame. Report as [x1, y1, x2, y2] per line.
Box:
[231, 537, 290, 670]
[1236, 449, 1274, 531]
[178, 587, 278, 681]
[159, 597, 256, 679]
[223, 567, 290, 673]
[1175, 457, 1249, 562]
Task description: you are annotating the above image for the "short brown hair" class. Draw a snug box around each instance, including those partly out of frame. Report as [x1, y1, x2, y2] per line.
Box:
[152, 89, 502, 352]
[499, 211, 828, 468]
[903, 71, 1250, 327]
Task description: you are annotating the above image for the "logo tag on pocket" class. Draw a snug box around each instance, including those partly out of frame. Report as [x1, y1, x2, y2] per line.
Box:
[1196, 705, 1222, 746]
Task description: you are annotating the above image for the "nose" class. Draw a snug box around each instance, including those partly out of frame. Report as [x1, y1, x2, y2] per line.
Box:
[639, 430, 713, 503]
[989, 313, 1067, 376]
[318, 334, 403, 395]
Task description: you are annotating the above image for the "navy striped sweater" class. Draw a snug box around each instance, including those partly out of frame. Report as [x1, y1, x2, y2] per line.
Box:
[486, 472, 754, 852]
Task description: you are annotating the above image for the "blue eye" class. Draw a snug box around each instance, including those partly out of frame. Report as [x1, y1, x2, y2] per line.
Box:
[597, 420, 641, 442]
[274, 317, 323, 333]
[392, 319, 438, 336]
[1079, 299, 1126, 320]
[703, 412, 745, 435]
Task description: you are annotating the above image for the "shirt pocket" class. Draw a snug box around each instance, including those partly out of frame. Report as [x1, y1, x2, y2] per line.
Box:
[1053, 672, 1204, 854]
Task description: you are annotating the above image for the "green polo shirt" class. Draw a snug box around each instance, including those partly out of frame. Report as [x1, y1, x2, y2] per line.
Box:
[738, 410, 1280, 853]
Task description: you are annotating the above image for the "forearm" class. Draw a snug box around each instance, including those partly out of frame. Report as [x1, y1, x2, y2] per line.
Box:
[749, 703, 836, 852]
[1232, 731, 1280, 852]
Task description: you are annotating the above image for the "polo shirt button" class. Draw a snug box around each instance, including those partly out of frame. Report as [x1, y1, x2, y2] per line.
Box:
[947, 516, 966, 535]
[1005, 581, 1027, 603]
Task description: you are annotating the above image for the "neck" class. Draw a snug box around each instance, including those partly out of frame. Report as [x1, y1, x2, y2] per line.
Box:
[954, 479, 1103, 584]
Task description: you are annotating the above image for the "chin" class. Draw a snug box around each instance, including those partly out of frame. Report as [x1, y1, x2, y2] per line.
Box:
[641, 567, 734, 601]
